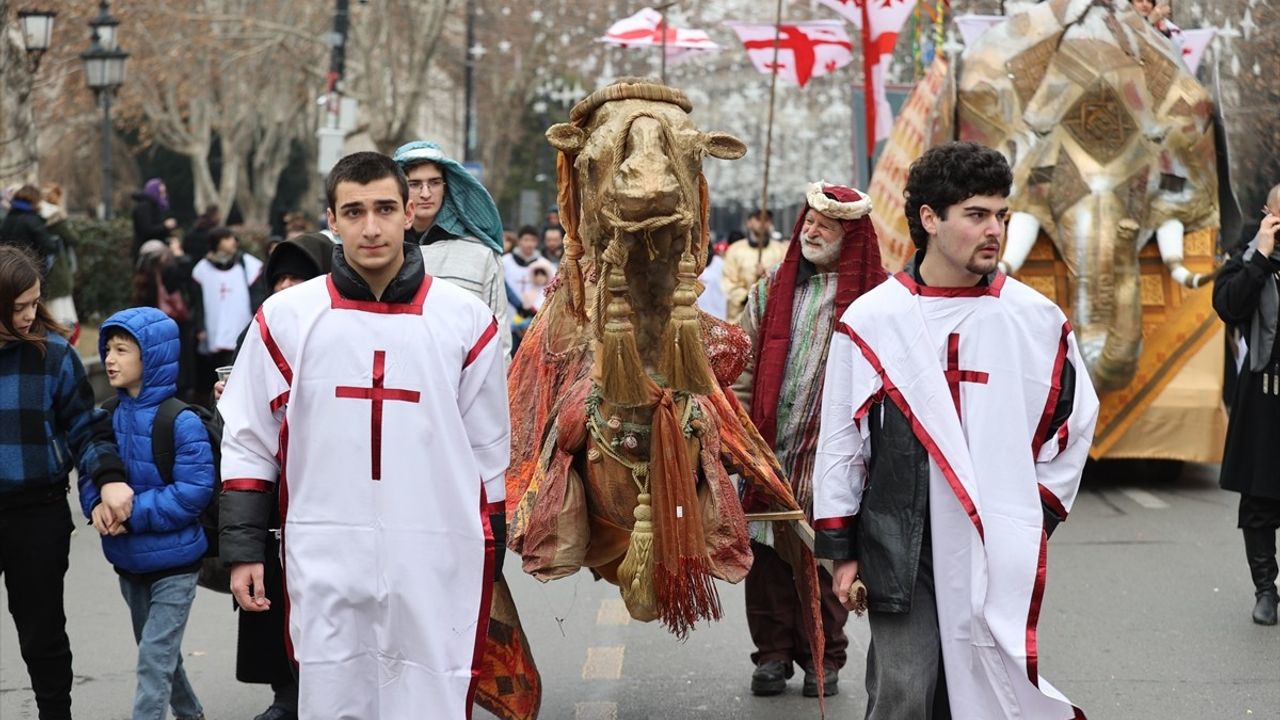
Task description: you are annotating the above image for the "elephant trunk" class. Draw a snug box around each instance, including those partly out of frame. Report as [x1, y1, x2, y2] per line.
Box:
[1078, 219, 1143, 392]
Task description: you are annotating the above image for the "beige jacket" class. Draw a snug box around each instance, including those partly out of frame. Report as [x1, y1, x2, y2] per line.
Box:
[720, 238, 788, 323]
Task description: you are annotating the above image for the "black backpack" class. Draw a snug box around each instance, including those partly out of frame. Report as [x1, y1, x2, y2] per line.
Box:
[103, 397, 223, 557]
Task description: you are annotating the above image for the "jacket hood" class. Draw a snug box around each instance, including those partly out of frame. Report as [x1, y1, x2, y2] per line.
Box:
[99, 307, 180, 406]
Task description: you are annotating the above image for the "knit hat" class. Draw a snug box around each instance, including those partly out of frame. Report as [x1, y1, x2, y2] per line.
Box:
[391, 140, 504, 254]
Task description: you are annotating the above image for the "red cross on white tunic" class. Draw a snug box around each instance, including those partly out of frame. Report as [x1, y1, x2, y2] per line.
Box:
[945, 333, 988, 417]
[335, 350, 421, 480]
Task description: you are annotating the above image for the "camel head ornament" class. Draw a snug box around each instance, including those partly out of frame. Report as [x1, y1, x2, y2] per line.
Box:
[545, 79, 747, 405]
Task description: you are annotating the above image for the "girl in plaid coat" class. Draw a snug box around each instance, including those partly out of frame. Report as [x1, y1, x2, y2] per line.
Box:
[0, 245, 128, 719]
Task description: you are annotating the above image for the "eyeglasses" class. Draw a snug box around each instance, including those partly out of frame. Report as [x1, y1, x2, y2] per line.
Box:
[408, 178, 446, 193]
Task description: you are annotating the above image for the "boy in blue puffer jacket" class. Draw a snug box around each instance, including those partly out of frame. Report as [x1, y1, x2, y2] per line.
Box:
[79, 306, 212, 720]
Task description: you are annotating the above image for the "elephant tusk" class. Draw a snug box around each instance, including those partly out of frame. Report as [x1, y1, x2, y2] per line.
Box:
[1000, 212, 1041, 274]
[1155, 218, 1208, 289]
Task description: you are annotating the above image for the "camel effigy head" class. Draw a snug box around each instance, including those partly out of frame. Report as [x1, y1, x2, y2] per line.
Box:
[546, 79, 746, 406]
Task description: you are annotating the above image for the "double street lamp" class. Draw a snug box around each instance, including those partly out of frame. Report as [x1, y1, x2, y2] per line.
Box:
[79, 1, 128, 219]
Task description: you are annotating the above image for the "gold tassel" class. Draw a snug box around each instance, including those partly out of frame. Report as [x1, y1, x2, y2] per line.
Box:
[617, 491, 659, 622]
[661, 239, 716, 395]
[596, 246, 652, 407]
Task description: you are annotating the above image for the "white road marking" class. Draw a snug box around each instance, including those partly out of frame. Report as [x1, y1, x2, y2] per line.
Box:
[575, 702, 619, 720]
[596, 598, 632, 626]
[582, 646, 626, 680]
[1121, 488, 1170, 509]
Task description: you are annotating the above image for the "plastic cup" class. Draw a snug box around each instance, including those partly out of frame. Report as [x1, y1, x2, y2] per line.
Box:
[215, 365, 234, 384]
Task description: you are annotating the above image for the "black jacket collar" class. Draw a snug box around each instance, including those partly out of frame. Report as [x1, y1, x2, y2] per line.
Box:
[330, 241, 425, 303]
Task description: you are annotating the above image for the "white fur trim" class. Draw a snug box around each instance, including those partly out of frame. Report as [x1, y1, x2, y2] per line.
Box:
[805, 181, 872, 220]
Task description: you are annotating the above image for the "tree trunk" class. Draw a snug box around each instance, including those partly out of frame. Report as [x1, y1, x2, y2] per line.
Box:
[0, 2, 38, 187]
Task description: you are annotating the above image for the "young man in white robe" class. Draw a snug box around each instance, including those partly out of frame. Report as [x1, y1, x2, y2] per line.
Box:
[812, 141, 1099, 719]
[217, 151, 510, 719]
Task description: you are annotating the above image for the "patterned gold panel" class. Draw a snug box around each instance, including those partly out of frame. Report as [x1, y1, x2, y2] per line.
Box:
[1185, 230, 1214, 256]
[1024, 275, 1058, 300]
[1007, 35, 1059, 107]
[1050, 149, 1090, 218]
[1168, 96, 1195, 118]
[1117, 166, 1151, 224]
[1139, 39, 1176, 103]
[1063, 81, 1138, 164]
[1140, 274, 1166, 306]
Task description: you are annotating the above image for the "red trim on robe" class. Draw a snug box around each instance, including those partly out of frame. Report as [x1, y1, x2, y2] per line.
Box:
[256, 308, 293, 385]
[270, 390, 290, 413]
[837, 322, 986, 543]
[326, 274, 432, 315]
[222, 478, 274, 493]
[813, 515, 856, 531]
[464, 318, 499, 369]
[853, 391, 882, 424]
[1056, 423, 1070, 454]
[482, 499, 505, 516]
[1038, 483, 1069, 520]
[1032, 322, 1072, 457]
[465, 482, 498, 718]
[277, 418, 295, 669]
[894, 271, 1007, 298]
[1025, 528, 1049, 686]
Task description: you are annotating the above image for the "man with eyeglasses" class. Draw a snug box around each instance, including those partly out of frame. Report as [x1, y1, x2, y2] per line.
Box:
[393, 141, 511, 356]
[1213, 184, 1280, 626]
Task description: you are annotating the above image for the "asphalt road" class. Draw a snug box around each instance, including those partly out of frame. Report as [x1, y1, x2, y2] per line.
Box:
[3, 463, 1277, 719]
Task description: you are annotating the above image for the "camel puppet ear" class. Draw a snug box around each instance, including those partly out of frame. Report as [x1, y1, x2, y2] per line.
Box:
[546, 123, 586, 154]
[704, 131, 747, 160]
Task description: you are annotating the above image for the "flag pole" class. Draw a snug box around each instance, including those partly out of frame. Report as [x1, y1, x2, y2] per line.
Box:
[759, 0, 784, 263]
[860, 0, 875, 186]
[656, 1, 678, 84]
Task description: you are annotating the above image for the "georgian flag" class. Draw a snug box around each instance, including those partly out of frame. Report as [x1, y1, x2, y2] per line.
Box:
[818, 0, 918, 145]
[723, 21, 855, 88]
[599, 7, 720, 63]
[1179, 28, 1215, 75]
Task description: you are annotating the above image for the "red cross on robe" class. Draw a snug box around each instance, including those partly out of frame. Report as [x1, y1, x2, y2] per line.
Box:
[335, 350, 421, 480]
[945, 332, 988, 417]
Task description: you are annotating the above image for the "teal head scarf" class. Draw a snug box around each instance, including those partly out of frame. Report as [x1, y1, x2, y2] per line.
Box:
[392, 140, 504, 254]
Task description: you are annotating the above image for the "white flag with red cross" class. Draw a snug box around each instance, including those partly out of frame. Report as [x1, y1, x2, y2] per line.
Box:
[1178, 28, 1215, 75]
[818, 0, 918, 146]
[723, 20, 855, 88]
[599, 7, 719, 62]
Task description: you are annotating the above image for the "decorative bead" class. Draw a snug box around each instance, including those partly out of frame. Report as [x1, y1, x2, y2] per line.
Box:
[588, 448, 602, 463]
[607, 415, 623, 431]
[622, 434, 639, 450]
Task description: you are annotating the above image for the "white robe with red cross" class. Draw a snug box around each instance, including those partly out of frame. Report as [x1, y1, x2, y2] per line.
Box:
[218, 272, 509, 720]
[813, 272, 1098, 719]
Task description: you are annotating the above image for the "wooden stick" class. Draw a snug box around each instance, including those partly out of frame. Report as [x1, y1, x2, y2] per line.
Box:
[743, 510, 807, 522]
[758, 0, 784, 264]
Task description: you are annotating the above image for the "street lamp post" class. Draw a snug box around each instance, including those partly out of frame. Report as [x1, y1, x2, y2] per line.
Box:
[79, 1, 128, 219]
[17, 9, 57, 72]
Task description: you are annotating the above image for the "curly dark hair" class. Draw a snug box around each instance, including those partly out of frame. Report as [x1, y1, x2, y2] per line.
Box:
[904, 141, 1012, 251]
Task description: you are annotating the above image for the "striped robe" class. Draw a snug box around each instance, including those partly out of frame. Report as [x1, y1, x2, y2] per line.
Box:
[734, 267, 839, 535]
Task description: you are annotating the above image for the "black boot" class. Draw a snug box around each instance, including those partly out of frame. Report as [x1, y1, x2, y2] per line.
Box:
[1243, 528, 1279, 626]
[751, 659, 794, 696]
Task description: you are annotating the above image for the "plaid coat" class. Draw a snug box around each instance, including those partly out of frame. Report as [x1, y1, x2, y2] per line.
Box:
[0, 331, 125, 506]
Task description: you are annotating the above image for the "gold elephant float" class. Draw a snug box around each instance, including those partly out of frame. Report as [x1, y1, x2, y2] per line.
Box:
[870, 0, 1225, 463]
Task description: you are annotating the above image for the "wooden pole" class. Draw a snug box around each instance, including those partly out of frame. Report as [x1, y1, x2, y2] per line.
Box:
[759, 0, 784, 263]
[655, 1, 678, 85]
